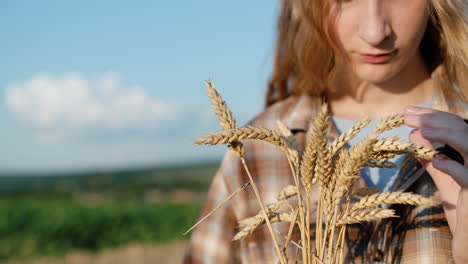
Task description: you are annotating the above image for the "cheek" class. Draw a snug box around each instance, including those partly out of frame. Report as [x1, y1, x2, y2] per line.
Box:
[390, 1, 429, 50]
[331, 6, 359, 50]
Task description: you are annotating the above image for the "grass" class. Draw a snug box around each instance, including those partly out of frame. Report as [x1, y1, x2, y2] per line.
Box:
[0, 162, 218, 260]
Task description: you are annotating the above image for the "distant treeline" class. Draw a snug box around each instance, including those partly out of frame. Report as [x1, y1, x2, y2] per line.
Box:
[0, 162, 219, 196]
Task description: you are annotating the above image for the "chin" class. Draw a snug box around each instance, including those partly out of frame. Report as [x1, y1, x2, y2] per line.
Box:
[353, 64, 400, 85]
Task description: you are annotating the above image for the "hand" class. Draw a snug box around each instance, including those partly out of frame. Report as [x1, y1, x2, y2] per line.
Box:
[404, 105, 468, 263]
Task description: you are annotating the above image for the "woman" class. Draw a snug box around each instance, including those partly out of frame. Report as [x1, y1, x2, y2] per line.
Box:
[184, 0, 467, 262]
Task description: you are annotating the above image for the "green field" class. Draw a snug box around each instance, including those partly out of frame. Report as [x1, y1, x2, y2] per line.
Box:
[0, 162, 219, 260]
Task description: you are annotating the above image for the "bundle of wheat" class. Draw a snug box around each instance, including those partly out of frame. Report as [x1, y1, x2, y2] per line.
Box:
[187, 81, 439, 264]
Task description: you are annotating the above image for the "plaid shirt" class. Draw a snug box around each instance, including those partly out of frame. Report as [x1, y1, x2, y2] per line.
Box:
[183, 93, 463, 264]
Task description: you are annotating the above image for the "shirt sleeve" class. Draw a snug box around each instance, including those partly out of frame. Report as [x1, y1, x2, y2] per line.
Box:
[183, 151, 241, 264]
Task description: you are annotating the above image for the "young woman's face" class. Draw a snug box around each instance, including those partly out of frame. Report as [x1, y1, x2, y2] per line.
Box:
[332, 0, 430, 84]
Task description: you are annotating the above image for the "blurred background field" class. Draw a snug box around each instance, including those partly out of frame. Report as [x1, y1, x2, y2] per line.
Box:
[0, 162, 218, 263]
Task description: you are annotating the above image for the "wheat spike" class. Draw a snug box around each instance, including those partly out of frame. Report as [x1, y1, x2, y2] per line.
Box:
[372, 137, 411, 152]
[374, 113, 405, 133]
[205, 81, 237, 130]
[276, 185, 298, 201]
[300, 136, 318, 190]
[276, 120, 298, 150]
[300, 103, 330, 190]
[370, 151, 399, 160]
[333, 134, 377, 202]
[366, 158, 397, 168]
[276, 120, 300, 173]
[405, 144, 440, 160]
[328, 118, 371, 156]
[353, 187, 379, 197]
[237, 202, 283, 227]
[205, 81, 244, 157]
[233, 212, 293, 241]
[352, 192, 434, 210]
[372, 140, 439, 160]
[195, 126, 286, 148]
[337, 208, 397, 225]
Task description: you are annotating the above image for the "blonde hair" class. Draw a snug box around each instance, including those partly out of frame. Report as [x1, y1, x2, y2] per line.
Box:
[266, 0, 467, 117]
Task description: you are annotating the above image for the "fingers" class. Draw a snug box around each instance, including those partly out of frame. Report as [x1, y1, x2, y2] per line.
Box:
[404, 106, 465, 130]
[404, 105, 468, 159]
[433, 158, 468, 186]
[421, 127, 468, 160]
[409, 128, 433, 149]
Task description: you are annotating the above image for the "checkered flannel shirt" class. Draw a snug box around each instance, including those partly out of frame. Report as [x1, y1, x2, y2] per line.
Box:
[183, 93, 460, 263]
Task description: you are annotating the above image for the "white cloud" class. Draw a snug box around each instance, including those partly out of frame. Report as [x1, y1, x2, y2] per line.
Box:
[6, 71, 181, 130]
[2, 71, 226, 172]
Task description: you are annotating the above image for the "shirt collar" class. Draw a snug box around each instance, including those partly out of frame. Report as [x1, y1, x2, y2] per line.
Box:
[282, 94, 322, 131]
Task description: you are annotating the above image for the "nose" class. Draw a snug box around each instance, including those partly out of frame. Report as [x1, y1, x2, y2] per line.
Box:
[358, 0, 392, 46]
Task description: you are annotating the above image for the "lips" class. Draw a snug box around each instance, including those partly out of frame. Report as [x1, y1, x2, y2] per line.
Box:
[358, 50, 396, 64]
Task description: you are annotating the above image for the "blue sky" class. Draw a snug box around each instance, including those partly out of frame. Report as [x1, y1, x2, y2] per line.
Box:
[0, 1, 279, 173]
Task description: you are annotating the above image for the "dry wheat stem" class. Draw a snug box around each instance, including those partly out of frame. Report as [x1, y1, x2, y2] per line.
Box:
[283, 208, 300, 255]
[184, 181, 250, 235]
[351, 192, 434, 210]
[239, 157, 287, 264]
[336, 198, 351, 264]
[285, 153, 309, 264]
[324, 204, 339, 263]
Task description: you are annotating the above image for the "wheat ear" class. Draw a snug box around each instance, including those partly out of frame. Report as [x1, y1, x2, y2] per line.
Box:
[205, 80, 237, 130]
[351, 192, 434, 210]
[205, 80, 244, 157]
[276, 185, 298, 201]
[366, 158, 397, 168]
[195, 126, 286, 147]
[237, 202, 283, 227]
[328, 118, 371, 156]
[337, 208, 397, 225]
[374, 113, 405, 133]
[233, 212, 293, 241]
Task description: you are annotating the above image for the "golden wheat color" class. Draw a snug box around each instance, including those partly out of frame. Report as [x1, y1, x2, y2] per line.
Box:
[188, 81, 441, 264]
